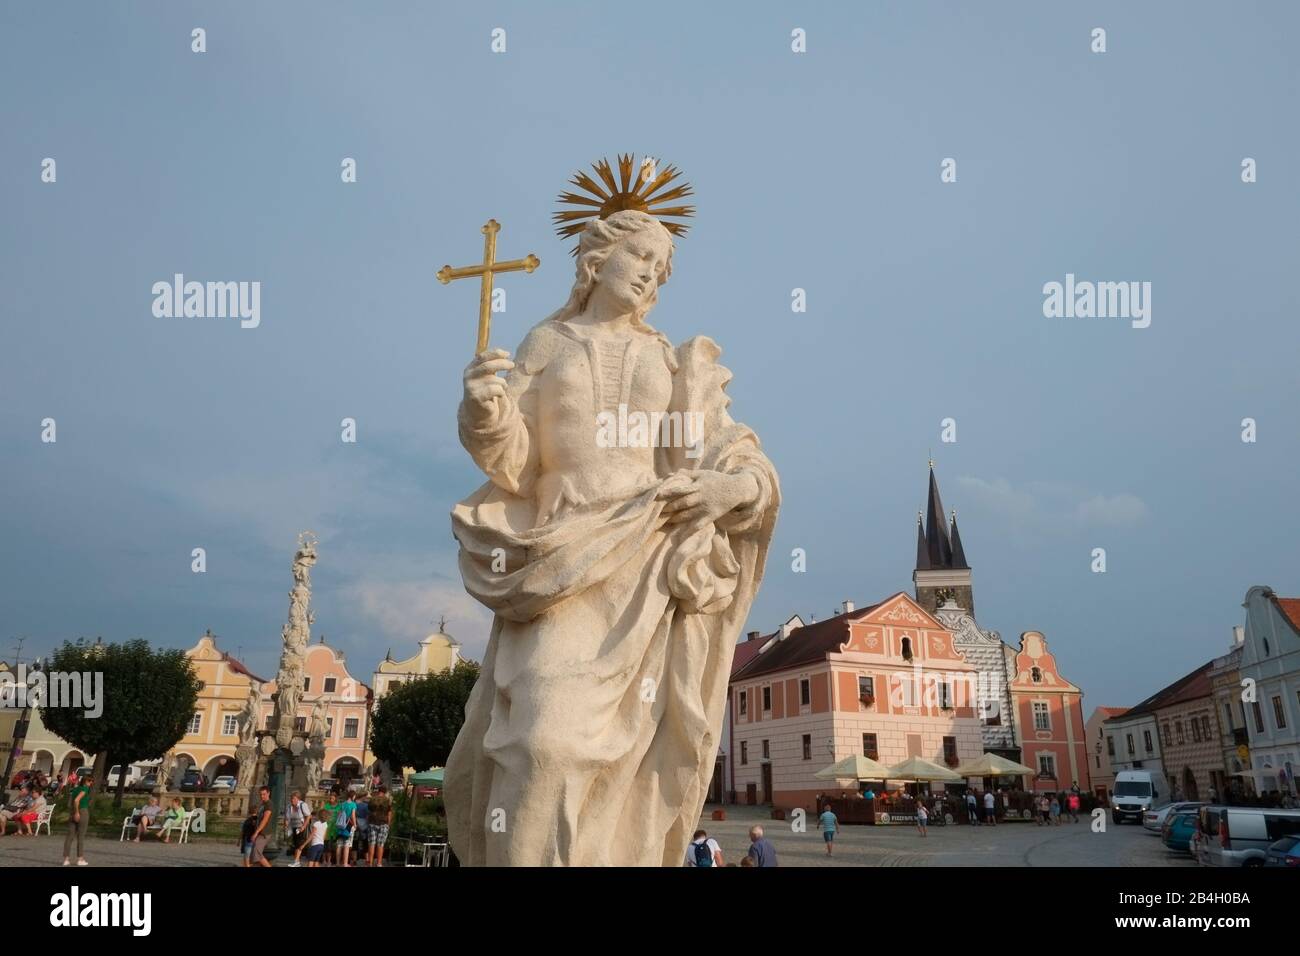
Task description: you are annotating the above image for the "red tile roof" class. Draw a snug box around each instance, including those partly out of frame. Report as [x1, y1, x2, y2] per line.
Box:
[1275, 597, 1300, 634]
[731, 603, 882, 682]
[223, 653, 268, 685]
[1122, 660, 1214, 718]
[730, 635, 773, 676]
[1097, 706, 1128, 717]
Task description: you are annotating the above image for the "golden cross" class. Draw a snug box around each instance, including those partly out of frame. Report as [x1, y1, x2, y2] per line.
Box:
[437, 219, 540, 354]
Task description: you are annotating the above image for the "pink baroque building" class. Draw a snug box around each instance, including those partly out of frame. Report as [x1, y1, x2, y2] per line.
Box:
[261, 637, 374, 785]
[729, 592, 984, 811]
[1007, 632, 1090, 794]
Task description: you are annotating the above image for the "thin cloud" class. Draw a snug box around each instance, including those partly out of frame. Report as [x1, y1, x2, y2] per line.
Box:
[955, 476, 1149, 533]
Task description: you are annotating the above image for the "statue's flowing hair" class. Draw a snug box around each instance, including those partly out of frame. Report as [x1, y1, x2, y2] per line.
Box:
[542, 210, 674, 333]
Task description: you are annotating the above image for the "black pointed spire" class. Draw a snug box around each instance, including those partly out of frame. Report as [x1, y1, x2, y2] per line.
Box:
[924, 461, 953, 568]
[915, 511, 930, 570]
[949, 509, 969, 569]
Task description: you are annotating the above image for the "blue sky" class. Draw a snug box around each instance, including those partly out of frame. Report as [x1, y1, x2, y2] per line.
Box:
[2, 1, 1297, 707]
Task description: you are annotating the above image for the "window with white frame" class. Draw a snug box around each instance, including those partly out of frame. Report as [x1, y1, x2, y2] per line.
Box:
[1038, 753, 1056, 778]
[324, 677, 338, 694]
[800, 678, 810, 706]
[893, 674, 917, 707]
[187, 713, 201, 735]
[1032, 701, 1050, 731]
[344, 717, 359, 739]
[738, 691, 747, 717]
[762, 686, 771, 711]
[222, 714, 238, 736]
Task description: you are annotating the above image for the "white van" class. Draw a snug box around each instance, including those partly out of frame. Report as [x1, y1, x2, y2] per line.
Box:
[1111, 770, 1169, 824]
[105, 764, 141, 790]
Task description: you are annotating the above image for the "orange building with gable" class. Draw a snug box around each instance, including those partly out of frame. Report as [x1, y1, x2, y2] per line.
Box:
[730, 592, 984, 810]
[1008, 631, 1089, 793]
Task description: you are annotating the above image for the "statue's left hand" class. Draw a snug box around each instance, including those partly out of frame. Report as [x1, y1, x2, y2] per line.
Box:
[659, 470, 760, 526]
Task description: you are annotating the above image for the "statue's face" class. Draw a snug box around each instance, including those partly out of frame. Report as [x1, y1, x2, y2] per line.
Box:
[592, 229, 671, 314]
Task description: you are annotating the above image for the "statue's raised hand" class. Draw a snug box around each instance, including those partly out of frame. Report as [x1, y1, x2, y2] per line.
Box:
[462, 348, 514, 424]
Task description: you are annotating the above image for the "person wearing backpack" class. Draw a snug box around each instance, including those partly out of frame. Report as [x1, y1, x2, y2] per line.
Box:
[335, 792, 358, 867]
[684, 829, 723, 867]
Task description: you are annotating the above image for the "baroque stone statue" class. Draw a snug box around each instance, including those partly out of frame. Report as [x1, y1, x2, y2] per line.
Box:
[444, 167, 779, 866]
[272, 534, 317, 749]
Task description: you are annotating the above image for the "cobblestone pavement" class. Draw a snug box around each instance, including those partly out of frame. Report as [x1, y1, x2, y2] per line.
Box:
[0, 809, 1197, 867]
[692, 805, 1200, 867]
[0, 833, 404, 867]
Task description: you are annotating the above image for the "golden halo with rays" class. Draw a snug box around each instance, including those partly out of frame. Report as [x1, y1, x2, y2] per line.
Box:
[553, 153, 694, 254]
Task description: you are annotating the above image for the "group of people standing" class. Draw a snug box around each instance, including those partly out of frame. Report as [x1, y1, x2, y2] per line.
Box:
[241, 784, 394, 867]
[1034, 790, 1082, 825]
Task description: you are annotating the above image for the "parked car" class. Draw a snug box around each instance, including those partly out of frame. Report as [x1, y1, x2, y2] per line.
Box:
[1201, 807, 1300, 867]
[317, 777, 338, 795]
[105, 765, 140, 790]
[1161, 810, 1199, 853]
[1264, 835, 1300, 867]
[128, 773, 159, 793]
[1144, 801, 1206, 833]
[178, 770, 208, 792]
[210, 775, 237, 793]
[346, 780, 367, 795]
[73, 766, 94, 783]
[1111, 769, 1169, 824]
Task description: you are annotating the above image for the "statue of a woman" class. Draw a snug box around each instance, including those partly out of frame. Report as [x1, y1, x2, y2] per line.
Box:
[444, 207, 779, 866]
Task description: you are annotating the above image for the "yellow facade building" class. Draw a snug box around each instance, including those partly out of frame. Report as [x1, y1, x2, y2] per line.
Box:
[371, 622, 462, 700]
[166, 631, 267, 786]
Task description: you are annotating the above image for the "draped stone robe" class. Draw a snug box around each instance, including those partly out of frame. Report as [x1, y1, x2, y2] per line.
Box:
[445, 318, 779, 866]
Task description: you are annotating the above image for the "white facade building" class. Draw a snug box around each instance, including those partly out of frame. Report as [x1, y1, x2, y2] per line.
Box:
[1238, 586, 1300, 795]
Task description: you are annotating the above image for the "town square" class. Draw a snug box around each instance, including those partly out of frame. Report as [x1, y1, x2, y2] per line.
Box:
[0, 1, 1295, 938]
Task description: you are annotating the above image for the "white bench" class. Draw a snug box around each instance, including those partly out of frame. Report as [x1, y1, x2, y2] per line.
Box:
[163, 808, 202, 844]
[120, 811, 164, 842]
[33, 805, 53, 836]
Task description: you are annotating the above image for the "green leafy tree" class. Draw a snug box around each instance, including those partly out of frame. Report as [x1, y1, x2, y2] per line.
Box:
[369, 660, 480, 773]
[41, 638, 202, 808]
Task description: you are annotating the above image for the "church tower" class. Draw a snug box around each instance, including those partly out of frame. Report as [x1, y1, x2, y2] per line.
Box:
[912, 461, 974, 616]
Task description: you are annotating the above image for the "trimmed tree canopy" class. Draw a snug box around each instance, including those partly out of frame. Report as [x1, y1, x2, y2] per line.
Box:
[41, 638, 202, 805]
[369, 660, 480, 773]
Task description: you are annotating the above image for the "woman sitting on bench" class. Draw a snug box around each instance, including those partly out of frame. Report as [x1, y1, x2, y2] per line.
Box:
[158, 798, 186, 843]
[132, 796, 164, 842]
